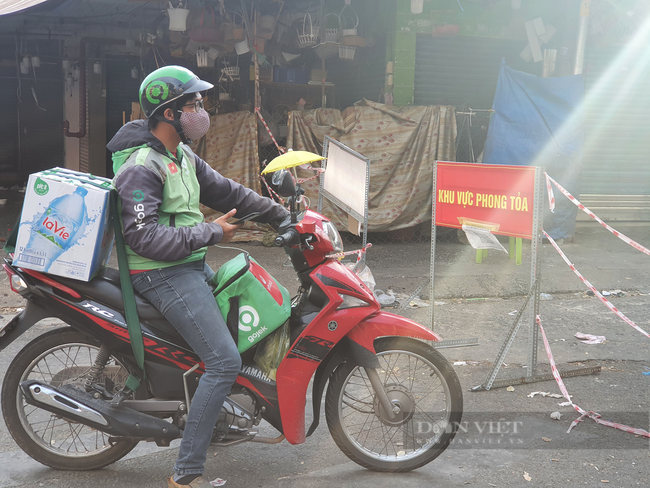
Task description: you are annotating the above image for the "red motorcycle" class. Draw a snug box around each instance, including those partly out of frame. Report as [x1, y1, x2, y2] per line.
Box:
[1, 170, 462, 473]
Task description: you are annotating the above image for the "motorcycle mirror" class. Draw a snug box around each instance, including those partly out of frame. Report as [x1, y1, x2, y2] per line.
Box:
[271, 169, 286, 186]
[273, 170, 296, 197]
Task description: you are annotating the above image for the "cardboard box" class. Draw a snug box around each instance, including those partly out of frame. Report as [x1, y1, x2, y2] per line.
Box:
[249, 65, 273, 82]
[13, 168, 114, 282]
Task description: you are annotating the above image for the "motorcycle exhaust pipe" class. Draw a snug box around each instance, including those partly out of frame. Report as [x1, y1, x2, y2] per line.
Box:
[20, 380, 181, 441]
[25, 382, 111, 427]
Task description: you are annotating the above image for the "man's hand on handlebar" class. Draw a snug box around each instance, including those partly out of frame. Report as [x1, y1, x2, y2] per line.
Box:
[214, 209, 243, 244]
[275, 228, 299, 247]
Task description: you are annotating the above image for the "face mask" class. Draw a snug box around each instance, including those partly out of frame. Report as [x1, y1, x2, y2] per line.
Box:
[179, 109, 210, 141]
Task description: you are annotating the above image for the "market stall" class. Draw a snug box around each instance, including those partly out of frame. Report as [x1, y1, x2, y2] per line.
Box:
[288, 100, 457, 232]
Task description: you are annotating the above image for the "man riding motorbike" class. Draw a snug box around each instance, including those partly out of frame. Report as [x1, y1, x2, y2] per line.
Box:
[106, 65, 288, 488]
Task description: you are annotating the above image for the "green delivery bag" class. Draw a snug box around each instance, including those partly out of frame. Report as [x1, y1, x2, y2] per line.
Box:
[212, 253, 291, 353]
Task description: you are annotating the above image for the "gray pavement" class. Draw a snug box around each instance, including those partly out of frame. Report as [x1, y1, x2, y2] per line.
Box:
[1, 221, 649, 487]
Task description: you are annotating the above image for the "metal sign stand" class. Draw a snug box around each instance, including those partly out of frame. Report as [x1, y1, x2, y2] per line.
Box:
[470, 167, 600, 391]
[318, 136, 370, 268]
[427, 161, 479, 350]
[429, 162, 439, 332]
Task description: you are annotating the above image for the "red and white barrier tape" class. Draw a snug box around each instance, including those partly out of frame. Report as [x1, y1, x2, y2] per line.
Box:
[327, 243, 372, 262]
[545, 172, 555, 211]
[537, 316, 577, 409]
[543, 230, 650, 339]
[255, 108, 285, 154]
[296, 165, 324, 184]
[299, 165, 323, 172]
[545, 173, 650, 257]
[296, 175, 319, 183]
[259, 175, 285, 204]
[537, 315, 650, 438]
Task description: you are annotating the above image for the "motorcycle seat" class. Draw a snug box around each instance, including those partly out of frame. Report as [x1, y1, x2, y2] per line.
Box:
[55, 268, 187, 345]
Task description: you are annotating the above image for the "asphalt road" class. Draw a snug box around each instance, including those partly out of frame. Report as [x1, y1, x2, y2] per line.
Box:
[1, 303, 648, 488]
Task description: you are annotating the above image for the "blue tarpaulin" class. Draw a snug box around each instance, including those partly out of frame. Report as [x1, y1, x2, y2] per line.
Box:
[483, 61, 584, 239]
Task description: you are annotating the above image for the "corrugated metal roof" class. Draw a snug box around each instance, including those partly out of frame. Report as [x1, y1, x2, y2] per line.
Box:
[0, 0, 165, 32]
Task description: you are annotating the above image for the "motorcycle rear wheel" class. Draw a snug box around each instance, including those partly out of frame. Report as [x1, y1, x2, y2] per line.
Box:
[325, 337, 463, 472]
[1, 327, 139, 470]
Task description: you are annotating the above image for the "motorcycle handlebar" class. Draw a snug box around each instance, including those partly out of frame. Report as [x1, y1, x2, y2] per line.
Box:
[274, 228, 299, 247]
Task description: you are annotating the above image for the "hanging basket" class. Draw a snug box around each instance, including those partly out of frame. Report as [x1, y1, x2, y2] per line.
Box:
[313, 41, 338, 60]
[322, 12, 340, 42]
[196, 48, 208, 68]
[297, 13, 319, 48]
[338, 44, 356, 60]
[221, 66, 240, 79]
[168, 8, 190, 32]
[189, 7, 223, 44]
[218, 85, 231, 101]
[220, 53, 240, 81]
[254, 2, 284, 41]
[224, 11, 245, 41]
[185, 39, 201, 55]
[339, 3, 359, 37]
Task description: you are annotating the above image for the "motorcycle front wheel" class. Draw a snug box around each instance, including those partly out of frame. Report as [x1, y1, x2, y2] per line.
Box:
[325, 337, 463, 472]
[1, 327, 138, 470]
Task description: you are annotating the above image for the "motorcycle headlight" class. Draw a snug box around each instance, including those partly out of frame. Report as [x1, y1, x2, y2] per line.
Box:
[322, 220, 343, 252]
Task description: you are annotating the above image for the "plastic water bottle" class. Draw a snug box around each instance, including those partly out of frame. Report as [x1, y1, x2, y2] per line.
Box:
[26, 187, 88, 270]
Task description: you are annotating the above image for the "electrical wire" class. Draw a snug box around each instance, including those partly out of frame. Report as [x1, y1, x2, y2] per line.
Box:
[15, 35, 22, 102]
[215, 244, 252, 255]
[31, 88, 47, 112]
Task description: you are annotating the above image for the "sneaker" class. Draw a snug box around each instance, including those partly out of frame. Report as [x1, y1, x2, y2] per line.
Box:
[167, 476, 213, 488]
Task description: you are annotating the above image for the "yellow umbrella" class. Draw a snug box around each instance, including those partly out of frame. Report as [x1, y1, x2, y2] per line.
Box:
[261, 150, 325, 174]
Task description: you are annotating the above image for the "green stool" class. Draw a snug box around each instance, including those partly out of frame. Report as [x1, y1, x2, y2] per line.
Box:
[475, 237, 522, 265]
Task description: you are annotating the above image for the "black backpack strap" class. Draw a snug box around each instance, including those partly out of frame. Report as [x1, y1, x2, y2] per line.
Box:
[226, 296, 240, 346]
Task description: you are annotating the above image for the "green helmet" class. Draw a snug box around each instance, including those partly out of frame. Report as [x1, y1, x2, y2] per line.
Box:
[139, 65, 213, 118]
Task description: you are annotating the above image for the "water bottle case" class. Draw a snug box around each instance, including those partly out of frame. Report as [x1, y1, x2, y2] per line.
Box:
[13, 168, 114, 282]
[212, 253, 291, 353]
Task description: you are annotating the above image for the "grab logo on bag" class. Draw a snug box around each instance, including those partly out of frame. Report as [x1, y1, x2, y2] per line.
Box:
[249, 261, 283, 305]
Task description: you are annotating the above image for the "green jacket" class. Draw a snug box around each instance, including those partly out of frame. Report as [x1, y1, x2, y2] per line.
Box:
[107, 120, 288, 270]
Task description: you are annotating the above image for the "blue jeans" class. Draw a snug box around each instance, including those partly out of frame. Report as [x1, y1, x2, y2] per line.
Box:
[132, 259, 241, 477]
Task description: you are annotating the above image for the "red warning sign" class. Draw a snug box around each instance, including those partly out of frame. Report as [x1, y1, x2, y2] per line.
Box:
[435, 162, 536, 239]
